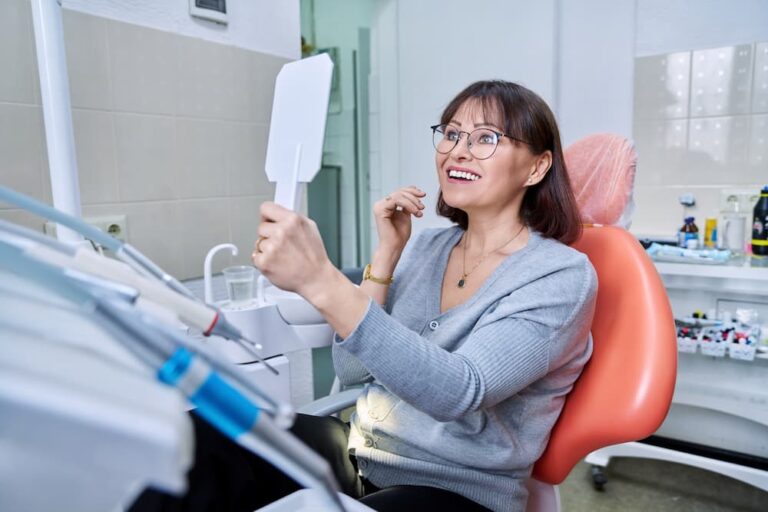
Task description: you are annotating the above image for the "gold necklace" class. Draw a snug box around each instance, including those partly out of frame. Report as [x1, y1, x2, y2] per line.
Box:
[458, 225, 527, 288]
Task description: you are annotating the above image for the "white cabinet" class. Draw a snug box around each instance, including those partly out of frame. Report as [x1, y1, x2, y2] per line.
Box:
[654, 260, 768, 458]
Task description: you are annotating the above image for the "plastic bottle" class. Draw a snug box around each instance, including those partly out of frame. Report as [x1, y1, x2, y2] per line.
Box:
[704, 217, 717, 248]
[678, 216, 699, 248]
[753, 186, 768, 256]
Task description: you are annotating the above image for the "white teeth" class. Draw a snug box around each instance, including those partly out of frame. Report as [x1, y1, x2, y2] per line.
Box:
[448, 169, 479, 181]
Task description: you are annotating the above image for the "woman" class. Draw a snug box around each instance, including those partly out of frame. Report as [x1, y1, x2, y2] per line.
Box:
[132, 80, 596, 512]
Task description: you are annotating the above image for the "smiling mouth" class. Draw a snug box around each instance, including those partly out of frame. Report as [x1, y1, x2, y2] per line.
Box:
[447, 169, 481, 182]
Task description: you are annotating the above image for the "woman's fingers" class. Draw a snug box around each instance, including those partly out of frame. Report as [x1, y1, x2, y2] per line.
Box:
[259, 201, 292, 222]
[403, 186, 426, 197]
[379, 190, 425, 216]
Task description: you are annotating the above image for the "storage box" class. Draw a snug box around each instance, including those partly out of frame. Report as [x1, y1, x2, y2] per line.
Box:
[728, 343, 757, 361]
[677, 336, 698, 353]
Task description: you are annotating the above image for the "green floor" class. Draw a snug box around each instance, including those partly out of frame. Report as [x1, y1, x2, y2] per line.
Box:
[560, 459, 767, 511]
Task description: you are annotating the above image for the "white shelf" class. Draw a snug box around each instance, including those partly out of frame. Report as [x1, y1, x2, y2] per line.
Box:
[654, 260, 768, 295]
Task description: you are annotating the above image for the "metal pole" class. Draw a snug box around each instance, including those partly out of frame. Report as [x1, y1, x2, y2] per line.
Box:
[30, 0, 83, 244]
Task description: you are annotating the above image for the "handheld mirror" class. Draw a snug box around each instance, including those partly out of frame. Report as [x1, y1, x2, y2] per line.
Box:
[265, 53, 334, 211]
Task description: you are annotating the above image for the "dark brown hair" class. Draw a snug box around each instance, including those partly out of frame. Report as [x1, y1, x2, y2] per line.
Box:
[436, 80, 582, 245]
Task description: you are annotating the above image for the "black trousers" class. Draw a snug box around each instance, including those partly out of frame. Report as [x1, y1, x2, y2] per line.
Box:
[129, 412, 490, 512]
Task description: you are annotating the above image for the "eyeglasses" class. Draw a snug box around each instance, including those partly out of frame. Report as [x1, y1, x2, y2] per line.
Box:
[430, 124, 531, 160]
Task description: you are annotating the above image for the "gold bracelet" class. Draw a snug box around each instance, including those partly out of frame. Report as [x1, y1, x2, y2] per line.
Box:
[363, 263, 394, 285]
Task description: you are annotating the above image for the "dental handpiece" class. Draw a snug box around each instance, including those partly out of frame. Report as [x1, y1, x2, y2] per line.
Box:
[65, 292, 344, 510]
[151, 342, 347, 512]
[0, 187, 275, 371]
[0, 232, 291, 425]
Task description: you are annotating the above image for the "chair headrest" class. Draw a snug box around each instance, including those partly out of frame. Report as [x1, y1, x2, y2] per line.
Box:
[565, 133, 637, 228]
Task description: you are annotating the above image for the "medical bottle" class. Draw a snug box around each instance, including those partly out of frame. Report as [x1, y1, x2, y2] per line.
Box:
[752, 186, 768, 256]
[678, 217, 699, 248]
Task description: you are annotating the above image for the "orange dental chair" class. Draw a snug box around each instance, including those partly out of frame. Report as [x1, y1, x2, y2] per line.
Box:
[524, 133, 677, 511]
[525, 225, 677, 510]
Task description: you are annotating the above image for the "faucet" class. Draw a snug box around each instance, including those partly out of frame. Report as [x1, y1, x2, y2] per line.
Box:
[203, 243, 238, 304]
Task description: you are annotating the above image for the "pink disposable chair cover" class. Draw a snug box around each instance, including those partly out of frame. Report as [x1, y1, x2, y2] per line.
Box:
[565, 133, 637, 228]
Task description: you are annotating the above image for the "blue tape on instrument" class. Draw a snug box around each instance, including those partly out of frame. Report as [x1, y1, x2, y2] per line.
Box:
[158, 347, 193, 385]
[157, 347, 260, 439]
[191, 372, 260, 439]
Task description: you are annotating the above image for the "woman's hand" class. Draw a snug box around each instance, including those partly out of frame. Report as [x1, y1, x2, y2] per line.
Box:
[373, 186, 426, 253]
[251, 202, 335, 296]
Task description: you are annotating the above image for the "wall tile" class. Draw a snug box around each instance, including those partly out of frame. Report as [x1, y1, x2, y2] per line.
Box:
[176, 36, 235, 120]
[108, 20, 178, 115]
[690, 45, 753, 117]
[224, 122, 273, 197]
[754, 42, 768, 114]
[179, 199, 231, 279]
[0, 104, 45, 206]
[634, 52, 690, 120]
[687, 116, 749, 185]
[63, 9, 111, 110]
[82, 201, 185, 278]
[0, 0, 39, 104]
[749, 114, 768, 182]
[175, 118, 227, 199]
[632, 186, 721, 237]
[114, 113, 177, 201]
[0, 209, 46, 232]
[633, 119, 688, 186]
[230, 47, 254, 121]
[249, 53, 287, 123]
[228, 195, 270, 267]
[73, 109, 119, 204]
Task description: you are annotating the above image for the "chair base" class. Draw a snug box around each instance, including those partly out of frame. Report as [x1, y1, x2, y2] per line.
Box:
[525, 478, 561, 512]
[586, 441, 768, 492]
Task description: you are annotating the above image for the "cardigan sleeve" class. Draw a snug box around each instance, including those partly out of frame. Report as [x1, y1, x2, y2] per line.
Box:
[330, 230, 430, 386]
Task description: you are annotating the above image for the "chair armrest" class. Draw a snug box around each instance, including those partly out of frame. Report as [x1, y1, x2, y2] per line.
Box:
[297, 389, 362, 416]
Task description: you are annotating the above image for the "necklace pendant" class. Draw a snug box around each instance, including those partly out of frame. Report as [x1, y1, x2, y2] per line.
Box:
[457, 278, 466, 288]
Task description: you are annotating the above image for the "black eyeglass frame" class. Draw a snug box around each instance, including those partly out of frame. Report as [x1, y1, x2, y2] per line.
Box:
[430, 124, 532, 160]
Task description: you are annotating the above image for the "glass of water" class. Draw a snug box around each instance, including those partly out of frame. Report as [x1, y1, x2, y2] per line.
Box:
[223, 265, 255, 307]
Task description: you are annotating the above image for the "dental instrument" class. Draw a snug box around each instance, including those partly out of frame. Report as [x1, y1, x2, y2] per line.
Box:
[0, 241, 348, 512]
[0, 219, 292, 423]
[0, 186, 279, 376]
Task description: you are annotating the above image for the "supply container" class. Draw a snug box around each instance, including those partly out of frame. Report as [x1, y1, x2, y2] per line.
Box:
[678, 217, 699, 248]
[222, 265, 255, 307]
[752, 185, 768, 256]
[704, 217, 717, 248]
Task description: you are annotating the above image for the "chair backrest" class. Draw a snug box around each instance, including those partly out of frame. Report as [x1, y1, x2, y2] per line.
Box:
[530, 132, 676, 484]
[532, 226, 677, 484]
[564, 133, 637, 228]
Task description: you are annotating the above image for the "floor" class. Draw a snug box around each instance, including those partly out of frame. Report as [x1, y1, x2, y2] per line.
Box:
[559, 459, 767, 511]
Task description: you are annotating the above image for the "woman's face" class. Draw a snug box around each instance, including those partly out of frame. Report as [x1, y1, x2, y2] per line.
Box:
[435, 100, 546, 216]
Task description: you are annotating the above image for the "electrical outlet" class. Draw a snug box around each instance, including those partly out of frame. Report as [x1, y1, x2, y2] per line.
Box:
[44, 215, 128, 244]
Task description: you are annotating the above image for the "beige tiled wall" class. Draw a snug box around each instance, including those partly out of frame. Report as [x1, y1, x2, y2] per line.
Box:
[0, 1, 288, 279]
[632, 43, 768, 237]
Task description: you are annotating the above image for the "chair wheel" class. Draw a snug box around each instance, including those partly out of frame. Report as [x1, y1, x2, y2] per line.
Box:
[590, 465, 607, 491]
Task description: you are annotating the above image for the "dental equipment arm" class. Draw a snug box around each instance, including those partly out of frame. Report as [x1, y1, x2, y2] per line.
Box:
[0, 243, 347, 512]
[0, 187, 277, 375]
[0, 219, 276, 374]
